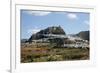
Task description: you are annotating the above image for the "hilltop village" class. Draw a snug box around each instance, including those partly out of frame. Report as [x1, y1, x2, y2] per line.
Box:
[22, 26, 89, 49]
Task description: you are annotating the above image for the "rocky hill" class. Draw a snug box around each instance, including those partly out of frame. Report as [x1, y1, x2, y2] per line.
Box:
[28, 26, 66, 42]
[27, 25, 89, 42]
[76, 31, 89, 41]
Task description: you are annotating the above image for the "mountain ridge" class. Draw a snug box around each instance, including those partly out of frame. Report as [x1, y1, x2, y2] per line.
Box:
[21, 26, 89, 42]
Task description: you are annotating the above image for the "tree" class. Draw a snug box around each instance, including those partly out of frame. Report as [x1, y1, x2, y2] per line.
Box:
[49, 38, 64, 48]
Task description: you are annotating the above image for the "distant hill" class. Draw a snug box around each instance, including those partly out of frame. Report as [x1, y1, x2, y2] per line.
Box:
[76, 31, 89, 41]
[28, 26, 66, 42]
[21, 39, 28, 43]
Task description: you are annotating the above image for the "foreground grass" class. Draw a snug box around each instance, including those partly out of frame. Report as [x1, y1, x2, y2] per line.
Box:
[21, 44, 89, 63]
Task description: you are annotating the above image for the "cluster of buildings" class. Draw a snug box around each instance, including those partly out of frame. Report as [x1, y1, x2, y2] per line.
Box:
[30, 34, 89, 48]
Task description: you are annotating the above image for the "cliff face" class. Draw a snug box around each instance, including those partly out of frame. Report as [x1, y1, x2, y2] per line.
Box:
[28, 26, 66, 42]
[38, 26, 66, 35]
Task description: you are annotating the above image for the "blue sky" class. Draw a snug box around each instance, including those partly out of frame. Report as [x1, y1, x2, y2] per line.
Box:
[21, 10, 90, 39]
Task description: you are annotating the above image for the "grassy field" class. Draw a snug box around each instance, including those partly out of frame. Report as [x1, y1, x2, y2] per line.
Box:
[21, 43, 89, 63]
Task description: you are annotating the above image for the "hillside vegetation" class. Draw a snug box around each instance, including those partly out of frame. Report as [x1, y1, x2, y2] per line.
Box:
[21, 43, 89, 63]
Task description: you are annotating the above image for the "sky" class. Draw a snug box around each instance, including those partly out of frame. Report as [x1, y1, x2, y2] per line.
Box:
[21, 10, 90, 39]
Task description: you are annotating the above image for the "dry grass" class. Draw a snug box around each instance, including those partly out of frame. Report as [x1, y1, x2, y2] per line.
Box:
[21, 43, 89, 63]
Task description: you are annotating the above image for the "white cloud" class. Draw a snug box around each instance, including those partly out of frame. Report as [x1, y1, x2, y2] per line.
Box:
[67, 13, 77, 19]
[27, 28, 40, 34]
[84, 20, 89, 25]
[25, 11, 51, 16]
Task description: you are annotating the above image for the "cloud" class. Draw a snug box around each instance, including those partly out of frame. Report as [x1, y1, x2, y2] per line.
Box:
[24, 11, 51, 16]
[84, 20, 89, 25]
[27, 28, 40, 34]
[67, 13, 77, 19]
